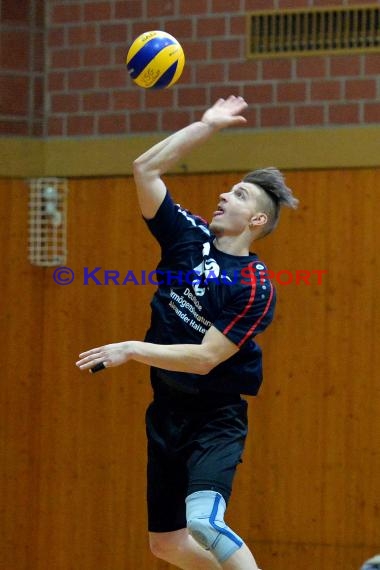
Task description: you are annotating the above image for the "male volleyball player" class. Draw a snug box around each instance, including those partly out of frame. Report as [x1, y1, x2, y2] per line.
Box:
[77, 95, 298, 569]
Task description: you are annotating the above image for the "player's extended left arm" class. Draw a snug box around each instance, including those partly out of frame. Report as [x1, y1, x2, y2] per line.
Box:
[76, 325, 238, 375]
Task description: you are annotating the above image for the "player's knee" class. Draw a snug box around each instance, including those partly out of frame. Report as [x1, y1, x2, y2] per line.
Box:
[149, 533, 173, 559]
[186, 516, 242, 562]
[149, 530, 187, 560]
[186, 490, 244, 563]
[187, 516, 215, 549]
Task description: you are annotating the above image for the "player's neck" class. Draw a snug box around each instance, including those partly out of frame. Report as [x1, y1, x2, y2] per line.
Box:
[213, 234, 251, 257]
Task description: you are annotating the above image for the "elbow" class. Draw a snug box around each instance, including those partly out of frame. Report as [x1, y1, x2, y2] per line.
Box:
[133, 157, 144, 177]
[196, 362, 211, 375]
[196, 353, 219, 375]
[133, 157, 158, 182]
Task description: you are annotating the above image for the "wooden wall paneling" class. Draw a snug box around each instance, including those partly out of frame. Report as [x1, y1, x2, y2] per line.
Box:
[35, 177, 157, 569]
[0, 179, 45, 569]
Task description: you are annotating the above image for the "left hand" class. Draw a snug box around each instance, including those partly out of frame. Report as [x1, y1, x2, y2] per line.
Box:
[76, 341, 131, 372]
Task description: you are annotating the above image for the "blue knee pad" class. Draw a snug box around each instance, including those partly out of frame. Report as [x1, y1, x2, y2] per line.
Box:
[185, 490, 243, 563]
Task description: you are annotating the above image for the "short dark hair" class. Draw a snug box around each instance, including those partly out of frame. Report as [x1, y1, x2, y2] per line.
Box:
[243, 167, 299, 238]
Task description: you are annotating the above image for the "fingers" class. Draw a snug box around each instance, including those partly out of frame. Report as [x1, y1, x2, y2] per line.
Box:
[211, 96, 248, 121]
[76, 347, 108, 371]
[76, 356, 106, 371]
[226, 94, 246, 104]
[215, 95, 248, 110]
[215, 95, 246, 104]
[202, 95, 248, 129]
[227, 96, 248, 113]
[76, 342, 128, 373]
[78, 347, 102, 358]
[230, 115, 248, 126]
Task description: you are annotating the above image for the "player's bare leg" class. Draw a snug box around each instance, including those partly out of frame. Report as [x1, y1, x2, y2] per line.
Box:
[149, 529, 222, 569]
[221, 542, 261, 569]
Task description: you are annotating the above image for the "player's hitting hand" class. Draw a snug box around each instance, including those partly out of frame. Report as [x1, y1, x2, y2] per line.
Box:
[76, 342, 130, 373]
[201, 95, 248, 131]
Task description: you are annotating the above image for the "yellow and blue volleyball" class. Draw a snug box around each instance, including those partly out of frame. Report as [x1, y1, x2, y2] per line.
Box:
[126, 30, 185, 89]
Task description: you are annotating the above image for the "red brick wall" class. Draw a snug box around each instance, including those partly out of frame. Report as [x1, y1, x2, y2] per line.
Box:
[0, 0, 45, 135]
[1, 0, 379, 137]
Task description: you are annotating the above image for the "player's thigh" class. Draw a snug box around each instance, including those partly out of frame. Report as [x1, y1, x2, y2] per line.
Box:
[146, 402, 188, 532]
[187, 400, 248, 502]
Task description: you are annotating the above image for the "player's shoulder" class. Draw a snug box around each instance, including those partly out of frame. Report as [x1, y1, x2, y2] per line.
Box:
[175, 202, 211, 235]
[239, 258, 276, 298]
[240, 258, 271, 280]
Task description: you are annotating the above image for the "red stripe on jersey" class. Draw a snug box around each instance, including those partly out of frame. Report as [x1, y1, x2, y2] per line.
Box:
[194, 214, 208, 225]
[223, 262, 257, 336]
[237, 281, 274, 347]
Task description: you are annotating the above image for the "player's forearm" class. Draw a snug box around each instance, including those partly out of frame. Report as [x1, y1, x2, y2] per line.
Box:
[133, 120, 215, 177]
[77, 326, 237, 375]
[128, 340, 214, 375]
[133, 96, 248, 178]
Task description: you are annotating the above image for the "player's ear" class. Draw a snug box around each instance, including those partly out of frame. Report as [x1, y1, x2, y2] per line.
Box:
[249, 212, 267, 228]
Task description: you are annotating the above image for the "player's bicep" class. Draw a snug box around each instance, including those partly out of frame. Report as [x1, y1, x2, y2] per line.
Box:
[201, 325, 239, 370]
[213, 278, 276, 349]
[133, 166, 167, 220]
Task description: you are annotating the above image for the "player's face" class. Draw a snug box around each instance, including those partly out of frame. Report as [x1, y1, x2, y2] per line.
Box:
[210, 182, 261, 235]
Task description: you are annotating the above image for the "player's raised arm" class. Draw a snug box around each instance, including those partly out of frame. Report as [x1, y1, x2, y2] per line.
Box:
[132, 95, 248, 219]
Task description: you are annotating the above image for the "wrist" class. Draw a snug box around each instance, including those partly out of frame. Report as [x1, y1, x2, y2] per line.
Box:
[123, 340, 137, 360]
[198, 119, 220, 134]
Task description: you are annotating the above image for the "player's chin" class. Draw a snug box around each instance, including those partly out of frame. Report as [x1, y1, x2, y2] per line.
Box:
[209, 218, 224, 235]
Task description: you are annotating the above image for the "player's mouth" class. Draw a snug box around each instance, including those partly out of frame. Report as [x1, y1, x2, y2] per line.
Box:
[212, 204, 225, 218]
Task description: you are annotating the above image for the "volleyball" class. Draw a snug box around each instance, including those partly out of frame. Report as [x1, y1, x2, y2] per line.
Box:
[126, 30, 185, 89]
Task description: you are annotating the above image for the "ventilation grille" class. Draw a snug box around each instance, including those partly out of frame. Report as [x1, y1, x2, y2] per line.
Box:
[248, 5, 380, 58]
[28, 178, 68, 267]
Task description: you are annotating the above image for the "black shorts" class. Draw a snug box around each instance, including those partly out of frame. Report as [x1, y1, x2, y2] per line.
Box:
[146, 378, 248, 533]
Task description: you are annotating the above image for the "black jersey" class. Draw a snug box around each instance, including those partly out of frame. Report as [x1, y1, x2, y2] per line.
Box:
[144, 190, 276, 396]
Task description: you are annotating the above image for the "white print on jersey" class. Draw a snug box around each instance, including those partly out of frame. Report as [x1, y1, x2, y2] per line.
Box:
[192, 242, 232, 297]
[176, 207, 232, 297]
